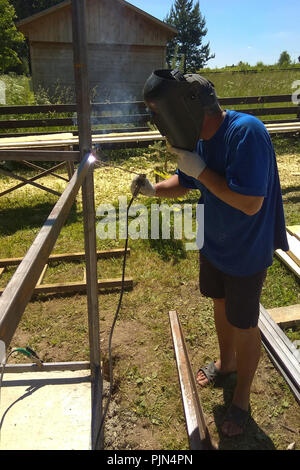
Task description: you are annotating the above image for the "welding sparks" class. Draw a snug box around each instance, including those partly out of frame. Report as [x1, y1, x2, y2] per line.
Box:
[88, 153, 97, 164]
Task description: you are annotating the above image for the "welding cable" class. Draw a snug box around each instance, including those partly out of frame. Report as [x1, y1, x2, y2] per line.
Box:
[94, 180, 144, 449]
[94, 159, 140, 176]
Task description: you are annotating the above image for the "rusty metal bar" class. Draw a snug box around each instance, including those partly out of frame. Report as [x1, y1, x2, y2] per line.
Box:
[3, 361, 91, 374]
[169, 310, 213, 450]
[259, 304, 300, 404]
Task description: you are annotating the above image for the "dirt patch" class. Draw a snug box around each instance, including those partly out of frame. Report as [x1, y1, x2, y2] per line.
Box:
[103, 382, 160, 450]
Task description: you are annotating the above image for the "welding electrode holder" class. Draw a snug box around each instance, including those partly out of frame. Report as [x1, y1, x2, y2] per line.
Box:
[132, 173, 147, 197]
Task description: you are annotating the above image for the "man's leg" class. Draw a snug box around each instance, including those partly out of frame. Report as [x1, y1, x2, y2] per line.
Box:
[221, 325, 261, 436]
[196, 298, 237, 386]
[219, 269, 266, 436]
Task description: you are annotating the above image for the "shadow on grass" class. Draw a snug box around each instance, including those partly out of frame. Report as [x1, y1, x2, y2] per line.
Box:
[148, 238, 187, 263]
[281, 185, 300, 204]
[281, 185, 300, 195]
[212, 375, 276, 450]
[29, 285, 133, 303]
[0, 202, 79, 236]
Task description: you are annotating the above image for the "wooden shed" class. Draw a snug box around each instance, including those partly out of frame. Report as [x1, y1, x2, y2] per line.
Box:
[17, 0, 177, 102]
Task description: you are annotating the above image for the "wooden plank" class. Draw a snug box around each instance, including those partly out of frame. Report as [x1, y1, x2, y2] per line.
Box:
[22, 160, 69, 182]
[268, 304, 300, 328]
[287, 232, 300, 267]
[218, 94, 293, 105]
[0, 248, 130, 267]
[266, 121, 300, 127]
[0, 132, 73, 143]
[237, 106, 298, 117]
[0, 115, 150, 129]
[287, 225, 300, 242]
[0, 278, 133, 295]
[36, 264, 48, 287]
[0, 152, 94, 348]
[0, 161, 68, 198]
[0, 122, 298, 152]
[0, 118, 74, 129]
[275, 249, 300, 279]
[0, 267, 5, 278]
[3, 361, 90, 373]
[0, 167, 62, 197]
[0, 150, 80, 161]
[169, 310, 213, 450]
[0, 104, 77, 115]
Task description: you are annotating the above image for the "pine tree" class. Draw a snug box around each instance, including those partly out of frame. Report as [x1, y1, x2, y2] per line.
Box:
[165, 0, 214, 72]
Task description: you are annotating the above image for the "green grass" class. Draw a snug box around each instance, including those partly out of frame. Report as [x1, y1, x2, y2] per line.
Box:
[201, 69, 300, 97]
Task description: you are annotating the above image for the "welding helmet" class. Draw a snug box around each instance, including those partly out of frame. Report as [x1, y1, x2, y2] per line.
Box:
[143, 69, 218, 151]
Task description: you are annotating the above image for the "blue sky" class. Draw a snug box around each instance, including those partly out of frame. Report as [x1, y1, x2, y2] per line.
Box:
[128, 0, 300, 68]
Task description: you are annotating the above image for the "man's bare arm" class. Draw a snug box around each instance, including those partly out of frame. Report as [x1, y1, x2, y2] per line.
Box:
[155, 174, 190, 198]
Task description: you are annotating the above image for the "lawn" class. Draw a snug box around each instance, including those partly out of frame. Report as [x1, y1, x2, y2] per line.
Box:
[0, 133, 299, 450]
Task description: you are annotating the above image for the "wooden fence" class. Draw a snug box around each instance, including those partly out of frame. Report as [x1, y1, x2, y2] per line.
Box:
[0, 94, 299, 138]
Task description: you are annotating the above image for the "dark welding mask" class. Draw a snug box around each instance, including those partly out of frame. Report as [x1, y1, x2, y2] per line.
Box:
[143, 69, 218, 151]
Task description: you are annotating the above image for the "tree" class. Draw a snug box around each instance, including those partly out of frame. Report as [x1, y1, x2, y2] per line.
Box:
[277, 50, 291, 67]
[164, 0, 214, 73]
[9, 0, 63, 20]
[0, 0, 25, 73]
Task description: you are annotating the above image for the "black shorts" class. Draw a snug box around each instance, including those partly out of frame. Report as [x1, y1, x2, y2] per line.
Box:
[199, 253, 267, 329]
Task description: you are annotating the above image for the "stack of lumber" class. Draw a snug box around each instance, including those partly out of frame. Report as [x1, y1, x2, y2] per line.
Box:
[275, 226, 300, 279]
[266, 121, 300, 134]
[0, 121, 299, 151]
[0, 133, 74, 149]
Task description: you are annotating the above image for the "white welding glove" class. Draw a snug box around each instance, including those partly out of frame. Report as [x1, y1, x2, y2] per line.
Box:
[170, 146, 206, 179]
[130, 175, 156, 196]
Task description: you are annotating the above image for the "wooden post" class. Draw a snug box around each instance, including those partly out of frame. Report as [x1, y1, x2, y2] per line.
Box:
[71, 0, 103, 450]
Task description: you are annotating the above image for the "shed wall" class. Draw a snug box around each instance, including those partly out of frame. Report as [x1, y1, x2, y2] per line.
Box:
[30, 42, 166, 101]
[21, 0, 172, 46]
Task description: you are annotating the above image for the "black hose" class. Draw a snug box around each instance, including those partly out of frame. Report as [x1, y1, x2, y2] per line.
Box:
[95, 190, 138, 449]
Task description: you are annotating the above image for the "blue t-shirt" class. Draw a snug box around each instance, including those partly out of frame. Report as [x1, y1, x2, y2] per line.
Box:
[177, 109, 289, 277]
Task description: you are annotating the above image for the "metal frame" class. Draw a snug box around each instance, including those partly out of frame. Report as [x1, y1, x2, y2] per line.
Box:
[0, 0, 104, 450]
[259, 304, 300, 404]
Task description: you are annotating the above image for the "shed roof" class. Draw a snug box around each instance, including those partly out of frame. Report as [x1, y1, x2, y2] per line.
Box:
[17, 0, 177, 35]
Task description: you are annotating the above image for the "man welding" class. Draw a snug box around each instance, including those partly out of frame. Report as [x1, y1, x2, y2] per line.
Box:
[130, 69, 289, 437]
